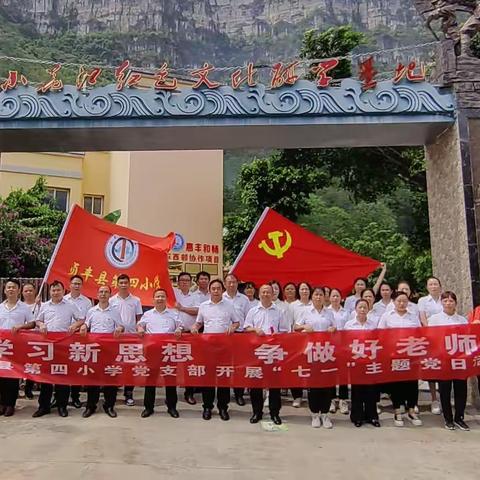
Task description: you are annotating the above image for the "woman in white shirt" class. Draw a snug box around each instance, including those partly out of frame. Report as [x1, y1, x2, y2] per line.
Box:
[378, 291, 422, 427]
[328, 288, 350, 414]
[372, 282, 393, 318]
[243, 282, 260, 311]
[290, 282, 312, 407]
[418, 276, 443, 416]
[271, 281, 293, 332]
[295, 287, 336, 429]
[428, 291, 470, 431]
[282, 282, 298, 305]
[344, 299, 380, 428]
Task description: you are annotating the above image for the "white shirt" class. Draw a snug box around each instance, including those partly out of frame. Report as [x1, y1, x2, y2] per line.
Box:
[428, 311, 468, 326]
[0, 301, 33, 329]
[37, 299, 82, 332]
[138, 308, 180, 333]
[291, 300, 313, 323]
[109, 293, 142, 333]
[247, 298, 260, 311]
[296, 306, 335, 332]
[274, 299, 294, 332]
[174, 288, 201, 331]
[328, 305, 350, 330]
[344, 294, 360, 313]
[64, 293, 93, 318]
[244, 303, 287, 334]
[21, 301, 41, 318]
[418, 295, 443, 319]
[377, 309, 421, 329]
[343, 317, 377, 330]
[86, 304, 123, 333]
[386, 301, 419, 316]
[194, 289, 210, 305]
[223, 291, 250, 331]
[348, 310, 380, 328]
[372, 300, 393, 318]
[197, 299, 240, 333]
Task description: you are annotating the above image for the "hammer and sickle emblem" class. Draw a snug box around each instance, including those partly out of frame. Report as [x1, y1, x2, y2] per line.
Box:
[258, 230, 292, 259]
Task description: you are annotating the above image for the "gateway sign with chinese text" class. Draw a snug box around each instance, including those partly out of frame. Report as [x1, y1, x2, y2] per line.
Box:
[0, 325, 479, 387]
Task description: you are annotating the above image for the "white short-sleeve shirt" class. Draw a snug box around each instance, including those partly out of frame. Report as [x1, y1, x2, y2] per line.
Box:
[197, 299, 240, 333]
[344, 294, 360, 313]
[194, 290, 210, 305]
[377, 309, 421, 329]
[372, 300, 393, 318]
[291, 300, 313, 324]
[174, 288, 201, 331]
[296, 306, 335, 332]
[328, 305, 350, 330]
[247, 298, 260, 311]
[0, 301, 33, 329]
[37, 299, 82, 332]
[244, 303, 287, 334]
[343, 317, 377, 330]
[86, 305, 123, 333]
[274, 299, 294, 332]
[223, 291, 250, 331]
[385, 301, 419, 316]
[138, 308, 180, 333]
[64, 293, 92, 318]
[348, 310, 380, 328]
[428, 311, 468, 327]
[418, 295, 443, 319]
[109, 293, 143, 333]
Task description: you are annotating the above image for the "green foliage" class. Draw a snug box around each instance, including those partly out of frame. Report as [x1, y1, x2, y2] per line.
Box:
[472, 32, 480, 59]
[0, 178, 66, 277]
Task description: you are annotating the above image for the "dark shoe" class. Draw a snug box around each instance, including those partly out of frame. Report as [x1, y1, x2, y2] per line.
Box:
[250, 413, 263, 424]
[184, 395, 196, 405]
[103, 405, 117, 418]
[445, 422, 455, 431]
[219, 409, 230, 421]
[369, 419, 381, 428]
[4, 406, 14, 417]
[167, 408, 179, 418]
[0, 406, 5, 416]
[32, 408, 50, 418]
[82, 407, 95, 418]
[271, 414, 282, 425]
[141, 408, 154, 418]
[25, 391, 34, 400]
[58, 407, 68, 417]
[71, 399, 82, 409]
[50, 399, 57, 409]
[454, 419, 470, 431]
[202, 408, 212, 420]
[235, 396, 246, 406]
[354, 421, 363, 427]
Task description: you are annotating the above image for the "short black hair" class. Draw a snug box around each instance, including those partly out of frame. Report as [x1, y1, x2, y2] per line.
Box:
[196, 271, 211, 281]
[5, 278, 20, 289]
[50, 280, 65, 290]
[70, 275, 83, 283]
[178, 272, 192, 281]
[117, 274, 130, 282]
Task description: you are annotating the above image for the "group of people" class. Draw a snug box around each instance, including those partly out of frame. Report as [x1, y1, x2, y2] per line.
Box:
[0, 264, 477, 432]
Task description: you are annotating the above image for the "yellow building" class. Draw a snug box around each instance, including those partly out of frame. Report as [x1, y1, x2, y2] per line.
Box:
[0, 149, 224, 278]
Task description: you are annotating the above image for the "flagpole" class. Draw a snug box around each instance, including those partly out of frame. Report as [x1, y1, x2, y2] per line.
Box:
[229, 207, 270, 273]
[40, 204, 78, 294]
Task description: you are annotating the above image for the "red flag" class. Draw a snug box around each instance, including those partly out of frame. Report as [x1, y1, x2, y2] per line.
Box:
[45, 205, 175, 306]
[230, 208, 380, 296]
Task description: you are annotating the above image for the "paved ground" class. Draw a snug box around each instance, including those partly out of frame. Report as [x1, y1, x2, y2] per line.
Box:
[1, 389, 479, 480]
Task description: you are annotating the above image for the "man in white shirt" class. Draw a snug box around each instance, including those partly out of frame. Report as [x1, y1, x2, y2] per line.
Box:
[138, 288, 183, 419]
[191, 279, 240, 421]
[64, 275, 93, 409]
[0, 279, 35, 416]
[174, 272, 201, 405]
[110, 273, 143, 406]
[33, 280, 85, 418]
[244, 284, 286, 425]
[223, 273, 250, 406]
[80, 285, 124, 418]
[194, 271, 211, 304]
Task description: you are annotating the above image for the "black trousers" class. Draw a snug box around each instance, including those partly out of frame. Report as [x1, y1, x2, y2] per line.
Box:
[184, 386, 195, 397]
[390, 381, 418, 410]
[308, 387, 332, 414]
[38, 384, 70, 410]
[291, 388, 303, 399]
[202, 387, 230, 410]
[25, 379, 35, 396]
[350, 384, 378, 423]
[439, 379, 467, 423]
[338, 385, 349, 400]
[250, 388, 281, 415]
[124, 385, 134, 397]
[0, 378, 19, 407]
[233, 387, 245, 398]
[86, 386, 117, 409]
[144, 386, 177, 410]
[70, 385, 81, 401]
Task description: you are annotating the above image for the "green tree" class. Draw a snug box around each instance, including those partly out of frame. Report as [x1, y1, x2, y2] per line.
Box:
[0, 178, 66, 277]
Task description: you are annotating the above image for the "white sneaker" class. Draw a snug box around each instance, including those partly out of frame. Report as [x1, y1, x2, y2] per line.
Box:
[292, 398, 302, 408]
[311, 414, 321, 428]
[321, 413, 333, 429]
[431, 401, 441, 415]
[339, 399, 349, 415]
[394, 414, 404, 427]
[408, 413, 422, 426]
[376, 404, 382, 415]
[329, 401, 336, 413]
[414, 405, 419, 414]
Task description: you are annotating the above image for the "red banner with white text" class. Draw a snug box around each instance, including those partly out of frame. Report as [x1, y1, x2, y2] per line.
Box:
[0, 326, 479, 387]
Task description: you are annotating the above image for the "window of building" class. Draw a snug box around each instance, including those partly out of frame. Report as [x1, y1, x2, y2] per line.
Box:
[47, 187, 70, 212]
[83, 195, 104, 216]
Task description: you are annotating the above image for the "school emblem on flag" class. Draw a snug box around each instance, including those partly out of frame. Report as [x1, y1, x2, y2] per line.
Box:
[105, 235, 139, 269]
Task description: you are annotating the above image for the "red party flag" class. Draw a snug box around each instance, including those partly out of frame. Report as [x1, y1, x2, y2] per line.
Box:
[45, 205, 175, 306]
[230, 207, 380, 296]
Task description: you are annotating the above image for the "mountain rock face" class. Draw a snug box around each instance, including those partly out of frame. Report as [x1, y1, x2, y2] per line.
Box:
[1, 0, 421, 36]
